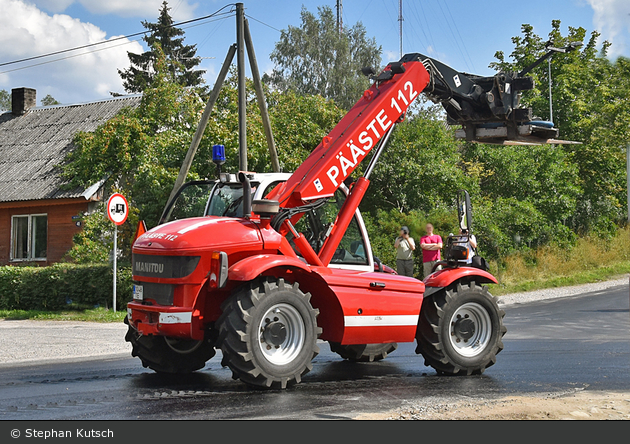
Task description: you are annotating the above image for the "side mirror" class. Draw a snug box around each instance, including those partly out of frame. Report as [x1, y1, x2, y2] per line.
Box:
[458, 190, 472, 232]
[374, 256, 384, 273]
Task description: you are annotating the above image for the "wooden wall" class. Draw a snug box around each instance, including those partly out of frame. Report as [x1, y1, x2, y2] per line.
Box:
[0, 199, 90, 266]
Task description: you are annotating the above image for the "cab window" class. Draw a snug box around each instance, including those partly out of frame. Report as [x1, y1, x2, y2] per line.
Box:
[291, 190, 368, 266]
[206, 183, 258, 217]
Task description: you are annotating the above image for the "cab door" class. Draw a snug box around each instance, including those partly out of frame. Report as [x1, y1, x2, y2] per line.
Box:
[291, 187, 374, 272]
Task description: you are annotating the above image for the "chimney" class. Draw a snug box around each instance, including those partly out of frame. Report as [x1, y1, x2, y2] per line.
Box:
[12, 87, 36, 116]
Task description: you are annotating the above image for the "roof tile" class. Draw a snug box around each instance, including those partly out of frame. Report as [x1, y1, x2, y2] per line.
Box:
[0, 95, 141, 203]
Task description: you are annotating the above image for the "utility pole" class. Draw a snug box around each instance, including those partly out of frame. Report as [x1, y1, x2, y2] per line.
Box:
[398, 0, 403, 58]
[236, 2, 247, 171]
[336, 0, 343, 35]
[244, 18, 280, 172]
[548, 57, 553, 123]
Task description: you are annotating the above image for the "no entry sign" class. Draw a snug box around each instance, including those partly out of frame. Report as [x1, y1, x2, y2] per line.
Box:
[107, 193, 129, 225]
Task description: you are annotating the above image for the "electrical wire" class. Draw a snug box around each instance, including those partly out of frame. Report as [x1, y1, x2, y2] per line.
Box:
[441, 0, 476, 72]
[245, 14, 282, 33]
[0, 14, 233, 75]
[0, 4, 236, 69]
[436, 0, 473, 72]
[0, 37, 144, 75]
[0, 16, 231, 75]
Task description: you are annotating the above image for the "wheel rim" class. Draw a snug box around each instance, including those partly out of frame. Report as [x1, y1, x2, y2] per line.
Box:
[448, 302, 492, 357]
[258, 303, 306, 365]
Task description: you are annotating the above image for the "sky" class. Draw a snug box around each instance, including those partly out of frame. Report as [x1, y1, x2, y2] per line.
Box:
[1, 0, 629, 105]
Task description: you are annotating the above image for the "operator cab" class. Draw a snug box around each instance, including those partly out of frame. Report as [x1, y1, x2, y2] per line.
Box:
[160, 173, 379, 273]
[160, 173, 291, 224]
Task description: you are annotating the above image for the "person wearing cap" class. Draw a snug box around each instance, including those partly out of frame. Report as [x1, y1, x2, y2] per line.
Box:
[394, 226, 415, 277]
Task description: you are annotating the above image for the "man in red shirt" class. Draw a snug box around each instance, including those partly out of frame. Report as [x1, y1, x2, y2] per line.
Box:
[420, 223, 443, 278]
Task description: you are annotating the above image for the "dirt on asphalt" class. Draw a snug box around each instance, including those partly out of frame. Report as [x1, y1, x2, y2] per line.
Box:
[356, 390, 630, 420]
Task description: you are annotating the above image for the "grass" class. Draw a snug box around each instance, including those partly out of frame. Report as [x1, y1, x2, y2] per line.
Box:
[0, 307, 127, 323]
[489, 261, 630, 296]
[488, 227, 630, 296]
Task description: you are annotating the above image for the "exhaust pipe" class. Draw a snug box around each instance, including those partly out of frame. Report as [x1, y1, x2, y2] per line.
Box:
[238, 172, 252, 218]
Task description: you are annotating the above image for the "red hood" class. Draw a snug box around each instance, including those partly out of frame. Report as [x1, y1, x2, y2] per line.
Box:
[133, 216, 262, 253]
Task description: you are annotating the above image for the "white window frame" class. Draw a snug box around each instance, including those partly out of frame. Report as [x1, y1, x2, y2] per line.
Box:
[10, 213, 48, 262]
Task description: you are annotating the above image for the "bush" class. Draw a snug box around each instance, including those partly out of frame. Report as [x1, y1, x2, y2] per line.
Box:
[0, 263, 132, 311]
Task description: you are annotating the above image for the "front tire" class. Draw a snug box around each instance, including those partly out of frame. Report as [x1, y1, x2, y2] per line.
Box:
[217, 278, 322, 389]
[124, 316, 216, 373]
[329, 342, 398, 362]
[416, 282, 506, 375]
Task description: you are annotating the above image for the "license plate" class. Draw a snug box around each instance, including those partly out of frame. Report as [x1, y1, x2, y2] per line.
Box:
[133, 284, 143, 301]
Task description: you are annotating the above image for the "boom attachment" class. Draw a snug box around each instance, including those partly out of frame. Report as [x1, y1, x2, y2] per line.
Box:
[402, 53, 579, 146]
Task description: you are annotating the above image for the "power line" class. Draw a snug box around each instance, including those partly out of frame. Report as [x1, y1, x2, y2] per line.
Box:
[441, 0, 476, 72]
[0, 4, 236, 69]
[407, 2, 432, 51]
[245, 14, 282, 33]
[0, 15, 233, 75]
[0, 37, 143, 75]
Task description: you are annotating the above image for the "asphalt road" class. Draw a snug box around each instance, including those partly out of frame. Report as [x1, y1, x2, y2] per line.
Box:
[0, 283, 628, 420]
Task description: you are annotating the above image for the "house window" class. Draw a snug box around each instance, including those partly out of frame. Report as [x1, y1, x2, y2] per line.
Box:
[11, 214, 47, 261]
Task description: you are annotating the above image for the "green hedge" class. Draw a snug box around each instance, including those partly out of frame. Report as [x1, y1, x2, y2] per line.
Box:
[0, 263, 132, 311]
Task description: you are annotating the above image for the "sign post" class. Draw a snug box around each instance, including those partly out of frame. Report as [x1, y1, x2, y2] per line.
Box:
[107, 193, 129, 313]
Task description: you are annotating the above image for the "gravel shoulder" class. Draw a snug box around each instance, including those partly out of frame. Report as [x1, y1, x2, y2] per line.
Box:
[0, 320, 130, 368]
[495, 276, 629, 307]
[356, 390, 630, 420]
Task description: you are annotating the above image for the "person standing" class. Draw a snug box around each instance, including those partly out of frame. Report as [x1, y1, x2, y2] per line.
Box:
[394, 226, 415, 277]
[420, 223, 443, 278]
[454, 228, 477, 264]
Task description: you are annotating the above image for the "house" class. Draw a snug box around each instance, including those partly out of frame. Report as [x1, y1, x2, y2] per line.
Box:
[0, 88, 141, 266]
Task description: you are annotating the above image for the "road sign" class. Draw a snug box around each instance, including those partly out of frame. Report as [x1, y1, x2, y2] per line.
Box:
[106, 193, 128, 313]
[107, 193, 128, 225]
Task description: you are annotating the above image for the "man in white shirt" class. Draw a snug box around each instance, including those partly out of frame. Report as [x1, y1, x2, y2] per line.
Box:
[394, 226, 415, 277]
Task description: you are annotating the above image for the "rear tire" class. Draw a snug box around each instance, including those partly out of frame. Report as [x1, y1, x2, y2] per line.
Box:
[329, 342, 398, 362]
[216, 278, 322, 389]
[124, 316, 216, 374]
[415, 282, 506, 375]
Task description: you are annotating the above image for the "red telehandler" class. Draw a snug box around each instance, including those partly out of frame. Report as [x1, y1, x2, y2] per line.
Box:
[125, 51, 566, 389]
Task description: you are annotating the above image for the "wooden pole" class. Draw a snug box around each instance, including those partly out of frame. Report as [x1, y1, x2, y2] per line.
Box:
[244, 18, 280, 173]
[163, 44, 236, 217]
[236, 3, 247, 171]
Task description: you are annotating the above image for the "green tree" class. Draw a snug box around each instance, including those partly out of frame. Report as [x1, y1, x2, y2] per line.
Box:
[264, 5, 382, 110]
[118, 1, 205, 93]
[0, 89, 10, 111]
[490, 20, 629, 235]
[41, 94, 60, 106]
[63, 45, 344, 262]
[461, 142, 580, 246]
[360, 112, 475, 215]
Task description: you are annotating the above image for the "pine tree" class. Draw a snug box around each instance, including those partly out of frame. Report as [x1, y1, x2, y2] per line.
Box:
[118, 1, 205, 93]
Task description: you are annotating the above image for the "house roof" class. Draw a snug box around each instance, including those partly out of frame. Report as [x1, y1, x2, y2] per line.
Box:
[0, 94, 142, 203]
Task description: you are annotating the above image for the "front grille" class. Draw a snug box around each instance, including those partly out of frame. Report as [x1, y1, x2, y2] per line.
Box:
[133, 254, 200, 279]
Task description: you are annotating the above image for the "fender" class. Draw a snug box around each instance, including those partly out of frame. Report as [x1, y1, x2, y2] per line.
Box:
[228, 254, 313, 282]
[423, 266, 498, 294]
